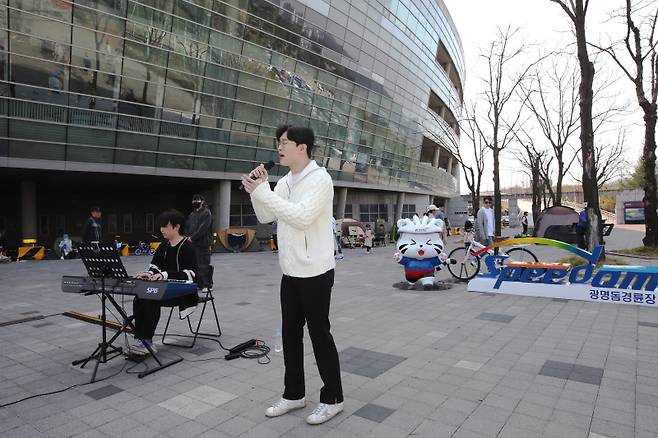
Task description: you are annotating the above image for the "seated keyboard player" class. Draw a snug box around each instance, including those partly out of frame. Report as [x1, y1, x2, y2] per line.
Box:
[132, 209, 198, 355]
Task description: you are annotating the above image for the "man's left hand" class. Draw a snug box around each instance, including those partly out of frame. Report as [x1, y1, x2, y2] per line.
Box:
[240, 175, 262, 193]
[240, 174, 265, 193]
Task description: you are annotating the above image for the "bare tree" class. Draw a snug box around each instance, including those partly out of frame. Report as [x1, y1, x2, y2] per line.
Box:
[592, 0, 658, 246]
[571, 129, 630, 188]
[427, 104, 488, 213]
[513, 130, 549, 224]
[519, 56, 581, 205]
[539, 154, 555, 208]
[549, 0, 603, 254]
[475, 26, 538, 236]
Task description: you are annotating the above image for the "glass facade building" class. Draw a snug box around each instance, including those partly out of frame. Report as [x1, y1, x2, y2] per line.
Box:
[0, 0, 463, 246]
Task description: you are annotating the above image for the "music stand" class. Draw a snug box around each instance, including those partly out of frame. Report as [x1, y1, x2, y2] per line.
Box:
[73, 244, 128, 382]
[73, 243, 184, 380]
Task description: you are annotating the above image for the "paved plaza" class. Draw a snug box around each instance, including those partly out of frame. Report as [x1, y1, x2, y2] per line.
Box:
[1, 226, 658, 437]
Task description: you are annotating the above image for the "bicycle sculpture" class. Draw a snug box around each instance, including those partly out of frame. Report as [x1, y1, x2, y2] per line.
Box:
[394, 215, 451, 289]
[447, 237, 538, 281]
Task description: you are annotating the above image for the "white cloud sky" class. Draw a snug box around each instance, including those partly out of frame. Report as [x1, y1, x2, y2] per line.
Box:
[442, 0, 646, 193]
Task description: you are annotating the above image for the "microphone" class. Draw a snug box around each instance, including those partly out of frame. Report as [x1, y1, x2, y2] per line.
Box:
[239, 160, 275, 191]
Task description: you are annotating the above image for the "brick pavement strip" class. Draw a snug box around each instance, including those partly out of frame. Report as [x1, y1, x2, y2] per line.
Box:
[0, 236, 657, 437]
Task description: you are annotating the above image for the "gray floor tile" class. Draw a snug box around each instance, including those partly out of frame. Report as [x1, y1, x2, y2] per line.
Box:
[354, 403, 396, 423]
[476, 313, 515, 323]
[84, 385, 123, 400]
[538, 360, 603, 386]
[340, 347, 406, 378]
[188, 346, 216, 356]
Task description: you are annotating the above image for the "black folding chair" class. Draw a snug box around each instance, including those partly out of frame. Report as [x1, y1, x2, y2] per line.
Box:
[161, 266, 221, 348]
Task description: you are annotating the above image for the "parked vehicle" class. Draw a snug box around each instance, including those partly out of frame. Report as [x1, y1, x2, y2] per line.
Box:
[134, 241, 155, 256]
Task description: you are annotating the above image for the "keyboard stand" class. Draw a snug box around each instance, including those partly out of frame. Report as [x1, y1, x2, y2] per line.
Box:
[73, 245, 183, 381]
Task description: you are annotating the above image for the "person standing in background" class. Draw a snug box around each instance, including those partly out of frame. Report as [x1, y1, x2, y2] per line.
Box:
[521, 212, 529, 235]
[435, 205, 445, 221]
[363, 224, 373, 254]
[81, 206, 102, 245]
[186, 194, 213, 292]
[272, 220, 278, 252]
[332, 217, 343, 260]
[476, 197, 495, 246]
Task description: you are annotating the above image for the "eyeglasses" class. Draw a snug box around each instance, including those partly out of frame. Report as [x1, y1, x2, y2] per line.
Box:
[278, 139, 297, 147]
[484, 201, 492, 204]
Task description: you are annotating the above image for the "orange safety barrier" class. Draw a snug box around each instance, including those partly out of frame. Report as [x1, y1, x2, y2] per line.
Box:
[150, 242, 161, 252]
[17, 246, 45, 260]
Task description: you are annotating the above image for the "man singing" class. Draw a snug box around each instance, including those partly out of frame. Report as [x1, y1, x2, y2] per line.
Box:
[240, 125, 343, 425]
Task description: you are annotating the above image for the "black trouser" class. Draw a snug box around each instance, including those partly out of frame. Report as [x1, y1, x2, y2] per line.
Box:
[280, 269, 343, 404]
[522, 223, 528, 234]
[133, 294, 198, 340]
[194, 246, 212, 289]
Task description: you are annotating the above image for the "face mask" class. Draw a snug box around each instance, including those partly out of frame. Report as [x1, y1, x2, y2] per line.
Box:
[192, 201, 202, 209]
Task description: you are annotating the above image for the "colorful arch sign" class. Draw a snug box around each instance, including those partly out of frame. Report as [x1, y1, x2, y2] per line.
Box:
[467, 238, 658, 307]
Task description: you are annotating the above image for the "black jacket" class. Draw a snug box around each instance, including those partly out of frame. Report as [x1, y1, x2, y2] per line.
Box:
[148, 238, 198, 281]
[186, 207, 212, 248]
[81, 217, 101, 244]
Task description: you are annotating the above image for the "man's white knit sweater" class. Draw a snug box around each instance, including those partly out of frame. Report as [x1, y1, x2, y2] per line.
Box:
[250, 160, 336, 278]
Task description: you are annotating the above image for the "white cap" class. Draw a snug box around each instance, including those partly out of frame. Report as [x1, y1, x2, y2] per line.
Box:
[426, 204, 438, 213]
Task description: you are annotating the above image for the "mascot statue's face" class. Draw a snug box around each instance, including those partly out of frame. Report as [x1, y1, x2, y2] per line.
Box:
[396, 215, 444, 259]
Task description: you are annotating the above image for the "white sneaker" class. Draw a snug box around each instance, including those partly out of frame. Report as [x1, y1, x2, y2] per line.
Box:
[306, 402, 344, 425]
[265, 397, 306, 417]
[129, 339, 156, 355]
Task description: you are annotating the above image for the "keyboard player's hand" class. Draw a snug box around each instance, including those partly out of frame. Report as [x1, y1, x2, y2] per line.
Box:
[150, 273, 164, 281]
[135, 272, 152, 280]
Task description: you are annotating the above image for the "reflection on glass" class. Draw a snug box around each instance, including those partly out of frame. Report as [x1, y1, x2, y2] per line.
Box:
[0, 0, 461, 193]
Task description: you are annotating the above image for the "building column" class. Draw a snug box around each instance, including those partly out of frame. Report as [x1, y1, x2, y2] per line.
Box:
[211, 180, 231, 231]
[21, 181, 37, 241]
[336, 187, 348, 219]
[432, 145, 441, 168]
[395, 192, 405, 221]
[447, 156, 453, 174]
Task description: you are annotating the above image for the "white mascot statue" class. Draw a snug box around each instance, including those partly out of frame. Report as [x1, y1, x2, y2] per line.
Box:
[394, 215, 449, 289]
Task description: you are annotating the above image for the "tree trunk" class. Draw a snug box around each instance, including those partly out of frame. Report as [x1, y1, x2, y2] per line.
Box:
[643, 106, 658, 246]
[532, 164, 542, 235]
[556, 167, 563, 205]
[493, 147, 501, 237]
[474, 182, 481, 216]
[574, 2, 603, 255]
